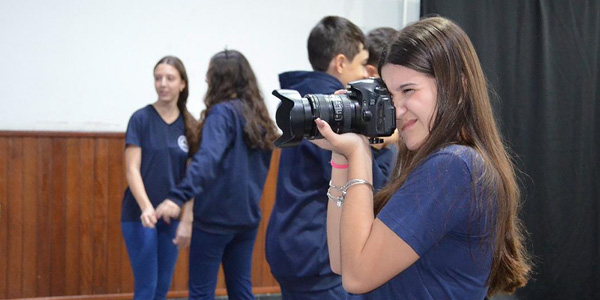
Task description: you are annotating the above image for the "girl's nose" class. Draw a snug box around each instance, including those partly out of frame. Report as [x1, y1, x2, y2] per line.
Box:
[395, 105, 406, 119]
[393, 98, 406, 119]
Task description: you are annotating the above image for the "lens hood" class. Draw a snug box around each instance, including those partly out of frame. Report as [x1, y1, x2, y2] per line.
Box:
[272, 89, 312, 147]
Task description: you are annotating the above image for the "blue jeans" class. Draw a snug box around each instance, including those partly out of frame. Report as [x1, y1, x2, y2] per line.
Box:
[188, 227, 258, 300]
[121, 220, 179, 300]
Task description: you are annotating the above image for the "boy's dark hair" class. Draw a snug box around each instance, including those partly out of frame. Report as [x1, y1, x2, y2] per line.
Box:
[365, 27, 397, 66]
[307, 16, 365, 72]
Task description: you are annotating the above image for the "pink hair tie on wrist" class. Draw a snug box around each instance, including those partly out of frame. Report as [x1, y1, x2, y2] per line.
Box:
[330, 159, 349, 169]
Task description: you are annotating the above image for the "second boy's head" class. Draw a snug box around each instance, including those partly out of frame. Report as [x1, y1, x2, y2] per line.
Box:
[308, 16, 368, 86]
[365, 27, 398, 78]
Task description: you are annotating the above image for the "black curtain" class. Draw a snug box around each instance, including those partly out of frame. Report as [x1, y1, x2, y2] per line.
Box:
[421, 1, 600, 299]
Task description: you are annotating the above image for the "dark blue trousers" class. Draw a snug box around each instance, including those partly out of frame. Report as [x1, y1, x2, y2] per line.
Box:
[121, 221, 179, 300]
[188, 227, 258, 300]
[280, 284, 347, 300]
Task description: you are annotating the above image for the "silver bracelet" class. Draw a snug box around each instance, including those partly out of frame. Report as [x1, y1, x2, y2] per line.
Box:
[327, 181, 344, 207]
[327, 190, 344, 207]
[327, 178, 373, 207]
[342, 179, 374, 194]
[329, 180, 343, 192]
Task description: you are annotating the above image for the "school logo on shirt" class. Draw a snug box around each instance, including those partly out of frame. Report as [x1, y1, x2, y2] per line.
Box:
[178, 135, 189, 153]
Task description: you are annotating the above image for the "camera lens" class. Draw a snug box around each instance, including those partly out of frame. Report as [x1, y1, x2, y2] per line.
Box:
[272, 78, 395, 148]
[305, 94, 358, 137]
[272, 90, 360, 147]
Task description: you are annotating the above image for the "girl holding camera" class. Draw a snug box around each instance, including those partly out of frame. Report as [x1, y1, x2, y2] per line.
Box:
[313, 16, 531, 299]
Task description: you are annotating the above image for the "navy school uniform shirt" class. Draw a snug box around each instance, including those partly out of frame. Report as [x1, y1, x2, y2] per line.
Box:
[351, 145, 493, 299]
[167, 99, 272, 234]
[121, 105, 189, 221]
[265, 71, 396, 291]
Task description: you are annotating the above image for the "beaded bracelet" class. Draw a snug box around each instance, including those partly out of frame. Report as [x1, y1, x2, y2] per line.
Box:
[327, 179, 373, 207]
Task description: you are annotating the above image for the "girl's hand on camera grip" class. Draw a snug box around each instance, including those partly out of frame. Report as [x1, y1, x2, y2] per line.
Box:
[311, 118, 370, 160]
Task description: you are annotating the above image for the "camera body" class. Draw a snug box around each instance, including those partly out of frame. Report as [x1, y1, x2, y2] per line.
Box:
[272, 78, 396, 147]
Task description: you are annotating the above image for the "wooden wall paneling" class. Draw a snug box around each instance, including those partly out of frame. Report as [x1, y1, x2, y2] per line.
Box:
[267, 150, 281, 288]
[0, 137, 8, 299]
[216, 266, 226, 294]
[171, 243, 189, 291]
[264, 149, 280, 287]
[79, 138, 95, 295]
[7, 138, 24, 299]
[65, 138, 81, 295]
[50, 138, 67, 296]
[0, 132, 281, 299]
[252, 149, 280, 288]
[22, 138, 39, 298]
[106, 138, 125, 293]
[36, 138, 52, 296]
[92, 138, 108, 294]
[118, 141, 133, 297]
[263, 149, 280, 287]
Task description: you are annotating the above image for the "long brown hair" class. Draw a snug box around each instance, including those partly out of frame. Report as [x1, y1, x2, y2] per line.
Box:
[154, 56, 199, 156]
[376, 17, 531, 295]
[197, 49, 279, 151]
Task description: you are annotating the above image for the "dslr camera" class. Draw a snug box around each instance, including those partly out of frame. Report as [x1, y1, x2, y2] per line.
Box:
[272, 78, 396, 147]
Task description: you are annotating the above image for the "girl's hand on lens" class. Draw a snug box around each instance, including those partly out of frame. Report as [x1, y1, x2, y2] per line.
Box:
[311, 118, 370, 160]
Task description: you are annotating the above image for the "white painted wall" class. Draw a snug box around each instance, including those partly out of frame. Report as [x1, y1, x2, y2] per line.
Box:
[0, 0, 420, 131]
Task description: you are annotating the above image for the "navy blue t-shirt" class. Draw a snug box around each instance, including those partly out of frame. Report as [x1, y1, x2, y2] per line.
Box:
[351, 145, 493, 299]
[121, 105, 189, 221]
[167, 100, 272, 234]
[265, 71, 396, 291]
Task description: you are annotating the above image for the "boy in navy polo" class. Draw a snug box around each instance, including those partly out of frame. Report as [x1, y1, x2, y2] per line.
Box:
[265, 16, 396, 300]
